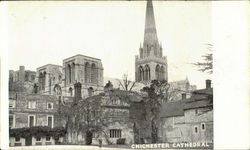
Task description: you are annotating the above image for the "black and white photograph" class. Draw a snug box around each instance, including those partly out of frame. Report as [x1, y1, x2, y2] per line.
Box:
[0, 0, 249, 150]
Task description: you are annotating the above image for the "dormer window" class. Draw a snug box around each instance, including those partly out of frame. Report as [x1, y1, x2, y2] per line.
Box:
[112, 98, 120, 105]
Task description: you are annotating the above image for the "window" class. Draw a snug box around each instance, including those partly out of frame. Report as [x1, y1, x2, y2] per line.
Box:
[28, 101, 36, 109]
[28, 115, 35, 127]
[112, 98, 120, 105]
[47, 116, 53, 128]
[9, 115, 15, 128]
[194, 126, 198, 134]
[15, 137, 20, 142]
[46, 136, 51, 141]
[69, 87, 73, 96]
[9, 100, 16, 108]
[201, 123, 206, 131]
[36, 136, 41, 141]
[110, 129, 122, 138]
[195, 109, 199, 115]
[47, 103, 53, 109]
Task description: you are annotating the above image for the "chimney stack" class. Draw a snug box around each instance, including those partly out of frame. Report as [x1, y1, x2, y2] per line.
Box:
[19, 66, 25, 82]
[182, 93, 186, 100]
[74, 82, 82, 103]
[206, 80, 211, 89]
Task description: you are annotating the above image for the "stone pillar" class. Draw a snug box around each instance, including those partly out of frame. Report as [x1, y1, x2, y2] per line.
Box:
[74, 82, 82, 104]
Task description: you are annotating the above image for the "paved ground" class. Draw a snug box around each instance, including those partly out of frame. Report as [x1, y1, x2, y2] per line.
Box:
[4, 145, 213, 150]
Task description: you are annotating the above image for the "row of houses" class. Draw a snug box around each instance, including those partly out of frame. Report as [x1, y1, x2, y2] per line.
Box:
[9, 69, 213, 146]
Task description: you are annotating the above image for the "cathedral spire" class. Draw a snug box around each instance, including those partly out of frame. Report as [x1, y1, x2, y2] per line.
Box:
[144, 0, 158, 46]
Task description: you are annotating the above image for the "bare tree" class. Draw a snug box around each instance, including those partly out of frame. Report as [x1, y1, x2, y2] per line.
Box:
[193, 44, 213, 74]
[117, 74, 136, 91]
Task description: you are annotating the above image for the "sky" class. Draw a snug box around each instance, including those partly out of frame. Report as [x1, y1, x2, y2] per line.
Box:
[7, 1, 212, 89]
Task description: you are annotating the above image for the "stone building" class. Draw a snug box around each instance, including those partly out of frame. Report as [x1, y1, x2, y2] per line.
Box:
[61, 82, 137, 145]
[9, 66, 36, 83]
[168, 77, 197, 101]
[37, 64, 63, 95]
[36, 54, 104, 98]
[159, 80, 213, 144]
[9, 92, 65, 146]
[135, 0, 168, 82]
[9, 66, 36, 94]
[62, 54, 104, 98]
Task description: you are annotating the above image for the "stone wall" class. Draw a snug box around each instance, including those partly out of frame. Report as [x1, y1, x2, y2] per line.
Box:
[160, 109, 213, 143]
[9, 92, 61, 128]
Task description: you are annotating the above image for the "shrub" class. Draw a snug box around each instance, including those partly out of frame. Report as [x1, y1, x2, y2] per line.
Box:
[116, 138, 126, 145]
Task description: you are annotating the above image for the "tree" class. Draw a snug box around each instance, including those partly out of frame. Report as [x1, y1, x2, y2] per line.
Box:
[117, 74, 136, 91]
[62, 95, 106, 145]
[140, 80, 176, 143]
[193, 44, 213, 74]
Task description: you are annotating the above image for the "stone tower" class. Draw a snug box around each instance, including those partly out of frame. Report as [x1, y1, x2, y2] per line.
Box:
[135, 0, 168, 82]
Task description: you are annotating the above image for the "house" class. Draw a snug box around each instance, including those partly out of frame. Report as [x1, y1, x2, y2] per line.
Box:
[60, 81, 142, 145]
[9, 92, 66, 146]
[159, 80, 213, 144]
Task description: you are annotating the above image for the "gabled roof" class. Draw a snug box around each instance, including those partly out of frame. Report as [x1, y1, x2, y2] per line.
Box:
[160, 87, 213, 118]
[160, 100, 185, 118]
[184, 99, 212, 110]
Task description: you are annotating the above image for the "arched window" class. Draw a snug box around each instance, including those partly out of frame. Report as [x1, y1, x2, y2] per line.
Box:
[91, 63, 96, 83]
[67, 64, 71, 84]
[145, 65, 150, 81]
[160, 66, 165, 80]
[42, 71, 46, 90]
[88, 87, 94, 96]
[85, 62, 90, 83]
[155, 65, 160, 80]
[69, 87, 73, 96]
[139, 66, 144, 81]
[71, 63, 75, 83]
[39, 72, 43, 91]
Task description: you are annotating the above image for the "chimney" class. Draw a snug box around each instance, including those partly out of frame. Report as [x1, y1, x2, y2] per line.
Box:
[206, 80, 211, 89]
[19, 66, 25, 82]
[74, 82, 82, 103]
[182, 93, 186, 100]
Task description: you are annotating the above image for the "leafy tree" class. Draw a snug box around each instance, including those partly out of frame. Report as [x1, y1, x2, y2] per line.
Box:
[193, 44, 213, 74]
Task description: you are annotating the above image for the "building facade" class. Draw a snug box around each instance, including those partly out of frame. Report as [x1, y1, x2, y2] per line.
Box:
[9, 92, 65, 146]
[62, 54, 104, 98]
[36, 55, 104, 98]
[159, 80, 213, 144]
[135, 0, 168, 82]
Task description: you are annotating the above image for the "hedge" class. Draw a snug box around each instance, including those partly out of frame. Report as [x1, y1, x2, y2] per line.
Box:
[9, 126, 66, 138]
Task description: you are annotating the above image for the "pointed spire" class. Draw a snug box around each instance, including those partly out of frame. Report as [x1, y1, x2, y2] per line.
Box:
[143, 0, 158, 46]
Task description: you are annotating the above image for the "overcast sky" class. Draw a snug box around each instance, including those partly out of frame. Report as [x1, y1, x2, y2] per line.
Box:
[7, 1, 212, 89]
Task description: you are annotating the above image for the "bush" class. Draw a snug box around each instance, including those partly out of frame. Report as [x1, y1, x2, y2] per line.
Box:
[116, 138, 126, 145]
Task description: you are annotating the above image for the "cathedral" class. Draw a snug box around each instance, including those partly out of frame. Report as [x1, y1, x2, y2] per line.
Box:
[135, 0, 168, 82]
